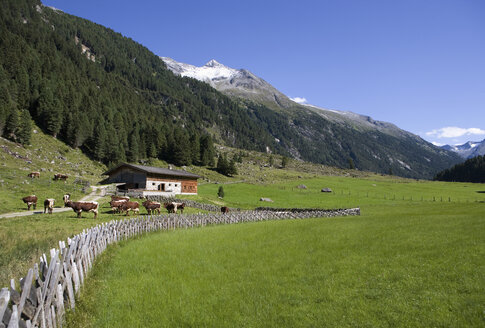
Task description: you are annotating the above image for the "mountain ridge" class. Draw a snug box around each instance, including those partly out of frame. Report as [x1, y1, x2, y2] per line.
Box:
[161, 57, 461, 178]
[441, 139, 485, 159]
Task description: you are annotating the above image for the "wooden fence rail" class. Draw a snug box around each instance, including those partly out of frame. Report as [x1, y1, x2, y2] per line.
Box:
[0, 208, 360, 328]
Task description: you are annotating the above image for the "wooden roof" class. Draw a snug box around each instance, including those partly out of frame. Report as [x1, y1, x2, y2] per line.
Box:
[103, 163, 202, 179]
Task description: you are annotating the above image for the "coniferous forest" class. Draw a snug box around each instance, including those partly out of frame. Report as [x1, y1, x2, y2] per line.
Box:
[0, 0, 462, 178]
[434, 155, 485, 183]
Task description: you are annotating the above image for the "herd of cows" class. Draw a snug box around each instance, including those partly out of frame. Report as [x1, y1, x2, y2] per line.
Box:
[109, 196, 186, 216]
[20, 171, 231, 219]
[20, 194, 189, 219]
[21, 194, 192, 219]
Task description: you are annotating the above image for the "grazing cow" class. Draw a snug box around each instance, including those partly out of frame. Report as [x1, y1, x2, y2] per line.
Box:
[63, 194, 70, 206]
[53, 173, 68, 181]
[110, 199, 127, 213]
[171, 202, 186, 214]
[65, 201, 99, 219]
[163, 202, 176, 213]
[221, 206, 229, 214]
[27, 172, 40, 178]
[120, 201, 140, 216]
[111, 195, 130, 202]
[44, 198, 55, 214]
[142, 200, 161, 215]
[22, 195, 38, 210]
[176, 202, 185, 214]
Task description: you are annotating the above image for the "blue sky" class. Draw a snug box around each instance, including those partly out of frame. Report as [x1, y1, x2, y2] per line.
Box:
[43, 0, 485, 146]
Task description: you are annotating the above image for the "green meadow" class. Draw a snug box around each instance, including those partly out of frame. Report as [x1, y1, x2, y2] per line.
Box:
[0, 197, 205, 287]
[63, 177, 485, 328]
[1, 133, 484, 327]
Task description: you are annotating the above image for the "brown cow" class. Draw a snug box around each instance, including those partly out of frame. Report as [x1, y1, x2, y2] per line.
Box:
[221, 206, 229, 214]
[111, 195, 130, 202]
[44, 199, 55, 214]
[22, 195, 38, 210]
[63, 194, 70, 206]
[65, 201, 99, 219]
[163, 202, 175, 213]
[110, 199, 127, 213]
[170, 202, 186, 214]
[142, 200, 161, 215]
[121, 201, 140, 216]
[27, 172, 40, 178]
[53, 173, 68, 181]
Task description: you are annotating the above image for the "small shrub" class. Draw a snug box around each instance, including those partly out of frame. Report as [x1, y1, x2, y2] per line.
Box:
[218, 186, 224, 198]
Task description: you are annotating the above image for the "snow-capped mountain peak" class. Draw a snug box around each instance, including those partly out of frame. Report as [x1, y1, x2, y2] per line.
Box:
[441, 139, 485, 159]
[161, 57, 237, 83]
[204, 59, 223, 67]
[161, 56, 294, 107]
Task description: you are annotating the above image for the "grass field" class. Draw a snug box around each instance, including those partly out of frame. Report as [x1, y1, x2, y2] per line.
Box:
[0, 197, 207, 287]
[66, 202, 485, 327]
[2, 133, 485, 326]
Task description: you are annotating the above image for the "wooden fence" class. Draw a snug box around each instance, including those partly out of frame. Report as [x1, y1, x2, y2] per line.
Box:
[0, 208, 360, 328]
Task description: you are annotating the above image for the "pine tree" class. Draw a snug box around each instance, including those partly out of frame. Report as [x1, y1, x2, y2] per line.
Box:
[171, 129, 192, 166]
[127, 132, 140, 162]
[16, 67, 30, 110]
[17, 109, 32, 145]
[4, 109, 19, 141]
[228, 157, 238, 176]
[348, 158, 355, 170]
[0, 84, 15, 136]
[93, 123, 107, 162]
[199, 134, 215, 166]
[216, 154, 228, 175]
[190, 133, 200, 165]
[269, 155, 274, 167]
[281, 156, 289, 168]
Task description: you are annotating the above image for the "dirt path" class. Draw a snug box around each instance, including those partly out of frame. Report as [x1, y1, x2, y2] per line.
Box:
[0, 186, 107, 219]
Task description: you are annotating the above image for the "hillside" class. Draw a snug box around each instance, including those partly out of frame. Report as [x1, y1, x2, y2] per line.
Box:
[0, 126, 106, 214]
[162, 58, 462, 179]
[0, 0, 461, 179]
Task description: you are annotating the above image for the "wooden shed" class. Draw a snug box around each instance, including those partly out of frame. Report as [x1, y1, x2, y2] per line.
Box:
[103, 163, 201, 197]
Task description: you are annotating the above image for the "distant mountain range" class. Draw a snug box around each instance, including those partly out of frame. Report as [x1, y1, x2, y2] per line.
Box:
[441, 140, 485, 159]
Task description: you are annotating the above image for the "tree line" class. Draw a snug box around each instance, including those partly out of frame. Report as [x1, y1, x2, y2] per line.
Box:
[434, 155, 485, 183]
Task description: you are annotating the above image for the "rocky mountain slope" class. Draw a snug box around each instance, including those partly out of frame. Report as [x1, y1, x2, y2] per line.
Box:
[161, 57, 294, 109]
[162, 57, 462, 178]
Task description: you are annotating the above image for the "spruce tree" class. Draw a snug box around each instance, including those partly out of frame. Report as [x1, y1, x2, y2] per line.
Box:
[281, 156, 289, 168]
[17, 109, 32, 145]
[216, 154, 228, 175]
[127, 132, 140, 162]
[4, 109, 19, 141]
[93, 124, 107, 162]
[348, 158, 355, 170]
[228, 157, 238, 176]
[199, 134, 215, 166]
